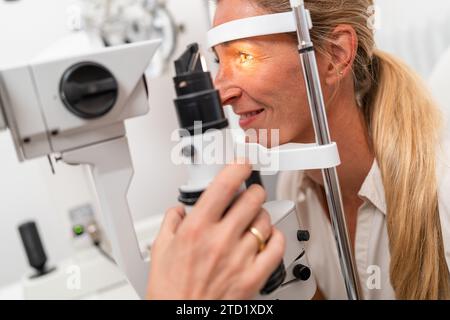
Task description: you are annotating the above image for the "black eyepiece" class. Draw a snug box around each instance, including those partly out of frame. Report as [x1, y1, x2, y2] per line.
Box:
[173, 43, 228, 135]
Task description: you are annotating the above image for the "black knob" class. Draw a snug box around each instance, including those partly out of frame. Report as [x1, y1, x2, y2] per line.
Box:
[245, 171, 264, 188]
[260, 261, 286, 295]
[297, 230, 310, 242]
[60, 62, 118, 119]
[293, 264, 311, 281]
[18, 221, 48, 275]
[181, 144, 196, 160]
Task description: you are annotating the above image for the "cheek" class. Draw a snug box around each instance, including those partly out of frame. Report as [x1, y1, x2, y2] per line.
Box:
[233, 56, 314, 143]
[261, 58, 304, 106]
[258, 61, 312, 139]
[240, 60, 302, 109]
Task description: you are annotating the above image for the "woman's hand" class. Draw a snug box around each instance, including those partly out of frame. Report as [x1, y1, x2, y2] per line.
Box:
[146, 162, 285, 299]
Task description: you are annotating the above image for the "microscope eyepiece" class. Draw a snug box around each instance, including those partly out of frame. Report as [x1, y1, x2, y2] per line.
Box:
[173, 43, 228, 135]
[174, 43, 204, 75]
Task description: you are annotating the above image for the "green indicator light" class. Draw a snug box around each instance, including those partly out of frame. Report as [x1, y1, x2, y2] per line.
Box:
[73, 225, 84, 236]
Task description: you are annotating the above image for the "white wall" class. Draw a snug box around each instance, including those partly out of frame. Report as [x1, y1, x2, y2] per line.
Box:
[375, 0, 450, 77]
[0, 0, 76, 67]
[0, 0, 211, 287]
[0, 0, 88, 287]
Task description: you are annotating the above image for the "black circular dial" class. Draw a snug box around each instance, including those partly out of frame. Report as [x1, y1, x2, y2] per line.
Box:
[60, 62, 118, 119]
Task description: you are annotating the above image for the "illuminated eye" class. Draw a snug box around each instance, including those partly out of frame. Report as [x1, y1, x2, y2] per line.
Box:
[239, 52, 254, 64]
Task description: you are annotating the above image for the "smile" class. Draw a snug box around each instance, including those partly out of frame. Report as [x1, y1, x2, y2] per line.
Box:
[238, 108, 264, 127]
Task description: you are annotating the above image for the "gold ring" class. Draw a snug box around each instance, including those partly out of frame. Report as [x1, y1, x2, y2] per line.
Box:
[249, 227, 266, 252]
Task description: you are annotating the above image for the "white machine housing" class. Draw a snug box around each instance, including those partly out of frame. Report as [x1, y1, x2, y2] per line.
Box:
[0, 40, 162, 299]
[0, 40, 160, 161]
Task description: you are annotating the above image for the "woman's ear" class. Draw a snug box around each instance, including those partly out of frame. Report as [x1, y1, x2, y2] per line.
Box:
[323, 24, 358, 86]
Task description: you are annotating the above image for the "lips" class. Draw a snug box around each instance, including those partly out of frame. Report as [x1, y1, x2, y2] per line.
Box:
[240, 109, 262, 118]
[237, 108, 264, 128]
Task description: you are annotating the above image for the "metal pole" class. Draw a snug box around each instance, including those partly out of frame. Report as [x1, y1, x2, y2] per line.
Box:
[290, 0, 362, 300]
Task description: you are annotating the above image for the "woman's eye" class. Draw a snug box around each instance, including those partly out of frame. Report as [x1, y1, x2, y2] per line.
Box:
[239, 52, 254, 64]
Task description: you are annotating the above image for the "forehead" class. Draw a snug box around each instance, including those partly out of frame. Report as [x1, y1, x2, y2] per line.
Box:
[213, 0, 268, 27]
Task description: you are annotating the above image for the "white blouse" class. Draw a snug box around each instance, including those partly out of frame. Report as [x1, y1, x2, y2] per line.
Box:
[276, 140, 450, 300]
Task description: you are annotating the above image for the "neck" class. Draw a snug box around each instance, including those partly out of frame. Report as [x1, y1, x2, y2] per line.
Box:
[300, 89, 374, 201]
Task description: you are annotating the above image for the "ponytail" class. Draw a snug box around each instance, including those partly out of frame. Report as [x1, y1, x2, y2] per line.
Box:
[366, 49, 449, 299]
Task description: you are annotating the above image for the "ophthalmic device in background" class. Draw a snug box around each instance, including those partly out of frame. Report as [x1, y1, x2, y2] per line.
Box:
[0, 39, 161, 298]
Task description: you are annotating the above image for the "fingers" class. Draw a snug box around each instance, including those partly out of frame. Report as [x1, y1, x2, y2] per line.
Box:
[221, 184, 267, 237]
[157, 206, 186, 240]
[190, 161, 253, 223]
[238, 209, 272, 256]
[249, 228, 286, 291]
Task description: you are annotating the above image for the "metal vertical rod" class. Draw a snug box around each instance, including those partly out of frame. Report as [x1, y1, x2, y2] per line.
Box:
[290, 0, 362, 300]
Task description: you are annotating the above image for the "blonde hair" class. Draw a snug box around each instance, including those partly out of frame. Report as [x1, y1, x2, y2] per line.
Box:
[255, 0, 449, 299]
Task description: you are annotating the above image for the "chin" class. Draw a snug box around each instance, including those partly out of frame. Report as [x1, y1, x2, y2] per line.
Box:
[243, 130, 283, 148]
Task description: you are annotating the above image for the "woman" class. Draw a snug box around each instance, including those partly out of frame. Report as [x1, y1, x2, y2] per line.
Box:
[148, 0, 450, 299]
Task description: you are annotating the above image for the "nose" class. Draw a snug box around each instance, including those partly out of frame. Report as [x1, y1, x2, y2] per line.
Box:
[214, 66, 242, 106]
